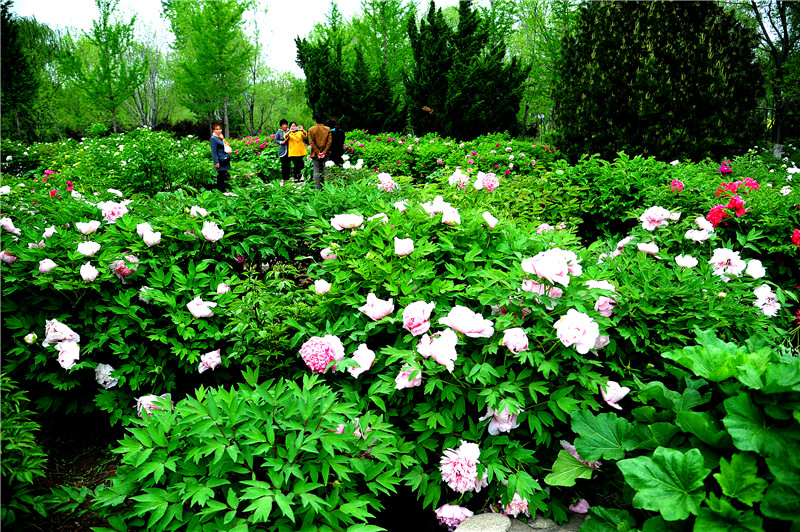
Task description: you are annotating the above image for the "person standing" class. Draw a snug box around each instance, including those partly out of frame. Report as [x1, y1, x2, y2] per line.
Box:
[327, 118, 346, 166]
[275, 119, 290, 182]
[308, 114, 332, 189]
[210, 123, 231, 192]
[286, 121, 308, 183]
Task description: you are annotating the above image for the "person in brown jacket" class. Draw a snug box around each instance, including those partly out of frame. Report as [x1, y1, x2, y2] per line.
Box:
[308, 114, 332, 189]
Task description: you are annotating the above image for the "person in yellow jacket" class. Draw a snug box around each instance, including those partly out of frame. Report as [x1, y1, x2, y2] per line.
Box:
[286, 122, 307, 183]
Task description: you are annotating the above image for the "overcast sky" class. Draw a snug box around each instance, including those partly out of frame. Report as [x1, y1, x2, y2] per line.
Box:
[10, 0, 461, 77]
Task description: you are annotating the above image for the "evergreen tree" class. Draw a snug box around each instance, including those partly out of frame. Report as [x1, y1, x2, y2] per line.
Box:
[59, 0, 147, 133]
[554, 1, 764, 162]
[404, 1, 453, 135]
[0, 0, 41, 140]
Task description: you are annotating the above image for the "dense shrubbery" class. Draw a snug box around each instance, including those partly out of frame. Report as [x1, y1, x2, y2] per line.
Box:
[1, 128, 798, 531]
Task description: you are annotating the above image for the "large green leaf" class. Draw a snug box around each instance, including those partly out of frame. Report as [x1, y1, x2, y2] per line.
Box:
[661, 330, 748, 382]
[675, 411, 731, 448]
[617, 447, 710, 521]
[722, 394, 798, 457]
[694, 493, 763, 532]
[544, 450, 595, 487]
[761, 454, 800, 522]
[634, 378, 708, 413]
[712, 453, 767, 506]
[580, 507, 637, 532]
[572, 410, 637, 461]
[737, 359, 800, 394]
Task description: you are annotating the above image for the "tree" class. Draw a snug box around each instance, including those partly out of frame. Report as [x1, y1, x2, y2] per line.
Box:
[404, 1, 454, 135]
[746, 0, 800, 157]
[164, 0, 255, 137]
[124, 25, 173, 129]
[554, 1, 764, 162]
[59, 0, 147, 133]
[1, 0, 41, 140]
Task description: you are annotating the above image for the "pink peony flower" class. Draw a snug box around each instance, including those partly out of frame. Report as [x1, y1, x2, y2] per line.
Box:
[503, 492, 530, 518]
[330, 214, 364, 230]
[695, 216, 715, 232]
[637, 242, 659, 255]
[198, 349, 222, 373]
[299, 335, 345, 373]
[55, 341, 80, 370]
[136, 222, 154, 237]
[473, 171, 499, 192]
[639, 206, 674, 231]
[321, 247, 337, 260]
[39, 258, 57, 273]
[439, 440, 487, 493]
[42, 319, 81, 347]
[434, 504, 473, 532]
[536, 223, 554, 234]
[594, 335, 610, 350]
[393, 200, 409, 212]
[367, 212, 389, 224]
[314, 279, 331, 294]
[669, 180, 684, 193]
[394, 237, 414, 256]
[395, 366, 423, 389]
[521, 248, 581, 286]
[201, 221, 224, 242]
[441, 207, 461, 226]
[554, 309, 600, 354]
[1, 250, 18, 264]
[753, 284, 781, 317]
[417, 329, 459, 372]
[420, 195, 452, 216]
[685, 229, 712, 242]
[42, 226, 57, 239]
[708, 248, 746, 279]
[186, 296, 218, 318]
[675, 254, 698, 268]
[80, 261, 99, 282]
[502, 328, 529, 354]
[448, 168, 470, 189]
[347, 344, 375, 378]
[96, 200, 130, 224]
[600, 380, 630, 410]
[480, 405, 521, 435]
[403, 300, 435, 336]
[358, 293, 394, 321]
[560, 440, 601, 469]
[95, 363, 118, 389]
[595, 296, 616, 317]
[745, 259, 765, 279]
[521, 280, 563, 309]
[0, 217, 21, 235]
[142, 231, 161, 247]
[189, 205, 207, 218]
[377, 172, 398, 192]
[77, 241, 101, 256]
[438, 305, 494, 338]
[136, 393, 171, 418]
[216, 283, 231, 294]
[110, 255, 138, 282]
[569, 499, 591, 514]
[483, 211, 498, 229]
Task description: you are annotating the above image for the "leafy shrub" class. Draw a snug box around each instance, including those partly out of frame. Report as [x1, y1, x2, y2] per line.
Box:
[50, 370, 409, 531]
[0, 373, 49, 526]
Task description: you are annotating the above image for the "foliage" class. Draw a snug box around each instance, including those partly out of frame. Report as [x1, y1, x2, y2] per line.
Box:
[0, 0, 40, 121]
[49, 370, 409, 531]
[554, 1, 765, 163]
[0, 373, 49, 527]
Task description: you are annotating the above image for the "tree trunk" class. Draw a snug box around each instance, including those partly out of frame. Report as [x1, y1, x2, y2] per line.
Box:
[15, 110, 22, 141]
[223, 96, 230, 139]
[521, 102, 530, 141]
[112, 107, 118, 133]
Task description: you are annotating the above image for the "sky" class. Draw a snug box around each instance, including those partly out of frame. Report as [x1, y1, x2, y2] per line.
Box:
[9, 0, 461, 78]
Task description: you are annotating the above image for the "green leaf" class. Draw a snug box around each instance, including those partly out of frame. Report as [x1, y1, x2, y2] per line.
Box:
[694, 493, 763, 532]
[713, 454, 767, 506]
[675, 411, 731, 448]
[661, 330, 747, 382]
[572, 410, 636, 461]
[761, 454, 800, 522]
[543, 450, 594, 487]
[617, 447, 710, 521]
[722, 393, 798, 457]
[580, 507, 636, 532]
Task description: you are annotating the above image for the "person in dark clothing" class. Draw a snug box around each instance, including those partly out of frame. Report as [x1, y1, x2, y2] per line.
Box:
[326, 118, 346, 166]
[275, 119, 290, 182]
[210, 123, 231, 192]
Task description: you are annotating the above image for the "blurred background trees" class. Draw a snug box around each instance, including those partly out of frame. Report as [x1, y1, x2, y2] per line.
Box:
[1, 0, 798, 162]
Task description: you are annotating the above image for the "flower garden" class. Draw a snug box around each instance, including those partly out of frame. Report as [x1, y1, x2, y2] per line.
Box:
[1, 128, 799, 531]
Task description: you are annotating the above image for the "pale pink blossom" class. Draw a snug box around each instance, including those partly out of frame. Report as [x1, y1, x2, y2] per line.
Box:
[198, 349, 222, 373]
[417, 329, 459, 372]
[438, 305, 494, 338]
[42, 226, 57, 239]
[637, 242, 659, 255]
[96, 200, 130, 223]
[186, 296, 218, 318]
[709, 248, 746, 279]
[95, 363, 118, 389]
[753, 284, 781, 317]
[616, 236, 633, 249]
[503, 492, 530, 518]
[745, 259, 765, 279]
[585, 280, 615, 292]
[136, 222, 154, 238]
[80, 261, 98, 282]
[142, 231, 161, 247]
[55, 341, 80, 370]
[403, 300, 435, 336]
[42, 319, 80, 347]
[420, 195, 452, 216]
[110, 255, 138, 282]
[434, 504, 473, 532]
[136, 393, 171, 418]
[569, 499, 591, 514]
[483, 211, 498, 228]
[536, 223, 554, 234]
[1, 250, 18, 264]
[439, 440, 487, 493]
[480, 405, 521, 435]
[377, 173, 398, 192]
[394, 237, 414, 257]
[139, 286, 153, 303]
[216, 283, 231, 294]
[314, 279, 331, 294]
[554, 309, 600, 354]
[442, 207, 461, 226]
[395, 366, 423, 389]
[299, 335, 345, 373]
[321, 247, 337, 260]
[600, 380, 630, 410]
[359, 293, 395, 321]
[76, 220, 102, 234]
[24, 333, 37, 344]
[39, 258, 57, 273]
[201, 221, 224, 242]
[521, 280, 563, 309]
[594, 335, 610, 350]
[393, 200, 409, 212]
[521, 248, 581, 286]
[448, 168, 470, 189]
[1, 217, 21, 235]
[675, 254, 698, 268]
[595, 296, 616, 317]
[695, 216, 715, 232]
[28, 241, 45, 249]
[502, 328, 529, 354]
[189, 205, 207, 218]
[347, 344, 375, 378]
[685, 229, 712, 242]
[639, 206, 674, 231]
[367, 212, 389, 224]
[473, 172, 499, 192]
[77, 241, 101, 256]
[330, 214, 364, 230]
[560, 440, 601, 469]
